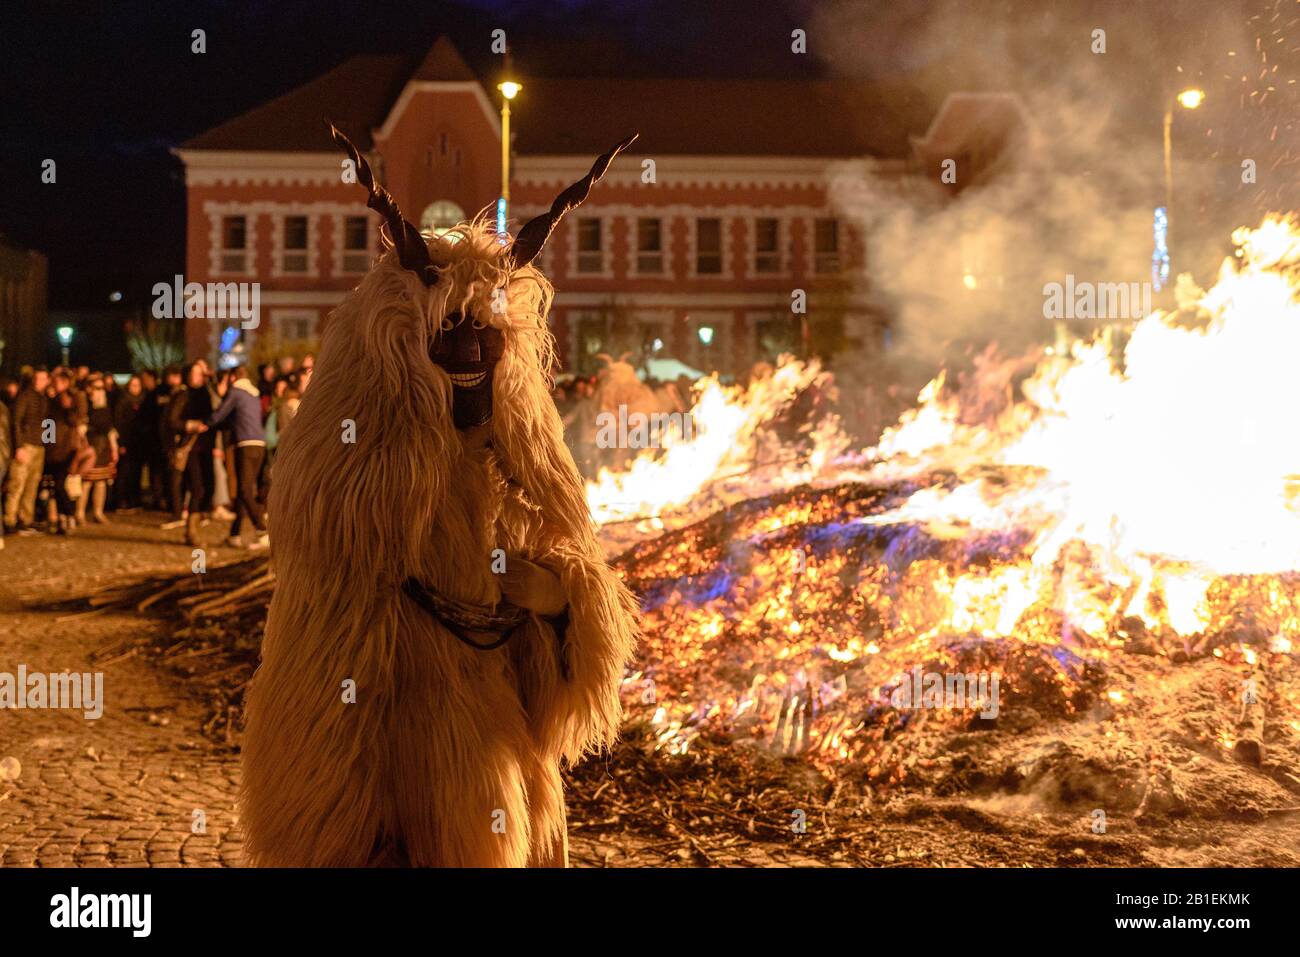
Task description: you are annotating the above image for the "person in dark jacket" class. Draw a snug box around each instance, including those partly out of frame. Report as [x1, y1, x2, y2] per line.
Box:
[4, 367, 50, 532]
[167, 362, 216, 544]
[43, 372, 83, 535]
[135, 369, 168, 510]
[204, 364, 268, 548]
[112, 375, 145, 509]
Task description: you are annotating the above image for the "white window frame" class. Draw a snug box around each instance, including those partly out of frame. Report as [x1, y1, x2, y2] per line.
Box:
[631, 215, 668, 278]
[569, 215, 613, 278]
[813, 217, 842, 275]
[746, 214, 790, 279]
[215, 211, 253, 277]
[272, 213, 319, 278]
[335, 212, 375, 275]
[269, 307, 317, 344]
[687, 214, 732, 280]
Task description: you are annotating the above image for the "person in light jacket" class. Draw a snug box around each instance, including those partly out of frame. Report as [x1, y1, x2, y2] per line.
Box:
[204, 364, 268, 549]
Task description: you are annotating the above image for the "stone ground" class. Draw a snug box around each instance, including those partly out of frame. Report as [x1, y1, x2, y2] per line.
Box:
[0, 513, 246, 867]
[0, 511, 801, 867]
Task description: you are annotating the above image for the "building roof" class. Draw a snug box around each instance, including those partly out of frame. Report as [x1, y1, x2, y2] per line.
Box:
[409, 34, 479, 83]
[182, 53, 414, 152]
[513, 77, 927, 157]
[181, 37, 934, 159]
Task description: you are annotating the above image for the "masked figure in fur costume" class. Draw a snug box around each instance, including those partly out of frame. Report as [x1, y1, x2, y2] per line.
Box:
[239, 124, 640, 867]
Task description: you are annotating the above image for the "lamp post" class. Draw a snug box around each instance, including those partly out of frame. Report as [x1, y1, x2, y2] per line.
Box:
[497, 79, 521, 235]
[56, 325, 74, 368]
[1160, 87, 1204, 280]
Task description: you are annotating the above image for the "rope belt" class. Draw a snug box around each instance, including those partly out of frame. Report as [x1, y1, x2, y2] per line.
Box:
[400, 578, 529, 651]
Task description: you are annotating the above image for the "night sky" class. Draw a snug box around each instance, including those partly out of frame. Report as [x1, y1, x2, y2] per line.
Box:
[2, 0, 1295, 363]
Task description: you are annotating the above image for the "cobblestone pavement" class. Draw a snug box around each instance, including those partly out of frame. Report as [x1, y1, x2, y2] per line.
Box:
[0, 513, 247, 867]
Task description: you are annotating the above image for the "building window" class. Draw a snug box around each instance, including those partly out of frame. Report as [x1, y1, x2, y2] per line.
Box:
[696, 218, 722, 274]
[636, 318, 667, 361]
[636, 217, 663, 274]
[689, 312, 729, 373]
[342, 216, 370, 273]
[420, 200, 465, 237]
[281, 316, 310, 341]
[754, 218, 780, 273]
[576, 218, 603, 273]
[282, 215, 309, 273]
[814, 218, 840, 273]
[273, 309, 315, 344]
[754, 314, 801, 362]
[220, 215, 247, 273]
[576, 313, 608, 373]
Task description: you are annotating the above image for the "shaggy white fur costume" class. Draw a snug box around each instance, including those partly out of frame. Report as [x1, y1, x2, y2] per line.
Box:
[241, 221, 638, 866]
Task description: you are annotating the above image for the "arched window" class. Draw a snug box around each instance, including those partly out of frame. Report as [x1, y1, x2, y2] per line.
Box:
[420, 200, 466, 237]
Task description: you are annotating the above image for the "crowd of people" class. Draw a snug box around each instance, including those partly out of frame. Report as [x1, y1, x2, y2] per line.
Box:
[1, 349, 868, 555]
[0, 355, 313, 551]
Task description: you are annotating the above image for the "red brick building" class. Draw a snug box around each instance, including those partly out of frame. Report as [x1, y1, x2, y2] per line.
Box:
[176, 37, 996, 375]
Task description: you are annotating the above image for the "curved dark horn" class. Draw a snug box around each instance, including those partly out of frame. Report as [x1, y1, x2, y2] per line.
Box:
[327, 121, 435, 284]
[510, 132, 638, 269]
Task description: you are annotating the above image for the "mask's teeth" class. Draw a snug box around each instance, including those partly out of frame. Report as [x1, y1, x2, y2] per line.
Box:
[448, 371, 487, 387]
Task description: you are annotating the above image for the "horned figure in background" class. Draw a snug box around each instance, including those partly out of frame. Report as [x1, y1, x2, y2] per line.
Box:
[240, 122, 640, 867]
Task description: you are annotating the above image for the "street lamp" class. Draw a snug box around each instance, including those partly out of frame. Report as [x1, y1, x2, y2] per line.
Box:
[1163, 89, 1204, 220]
[497, 79, 522, 235]
[56, 325, 74, 368]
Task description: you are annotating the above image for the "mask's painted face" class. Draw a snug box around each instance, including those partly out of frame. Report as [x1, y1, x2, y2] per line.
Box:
[431, 312, 505, 430]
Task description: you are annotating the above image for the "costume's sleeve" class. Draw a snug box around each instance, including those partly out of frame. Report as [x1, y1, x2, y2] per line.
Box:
[517, 547, 639, 764]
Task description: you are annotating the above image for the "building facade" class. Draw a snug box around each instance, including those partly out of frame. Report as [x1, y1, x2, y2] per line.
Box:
[176, 37, 994, 376]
